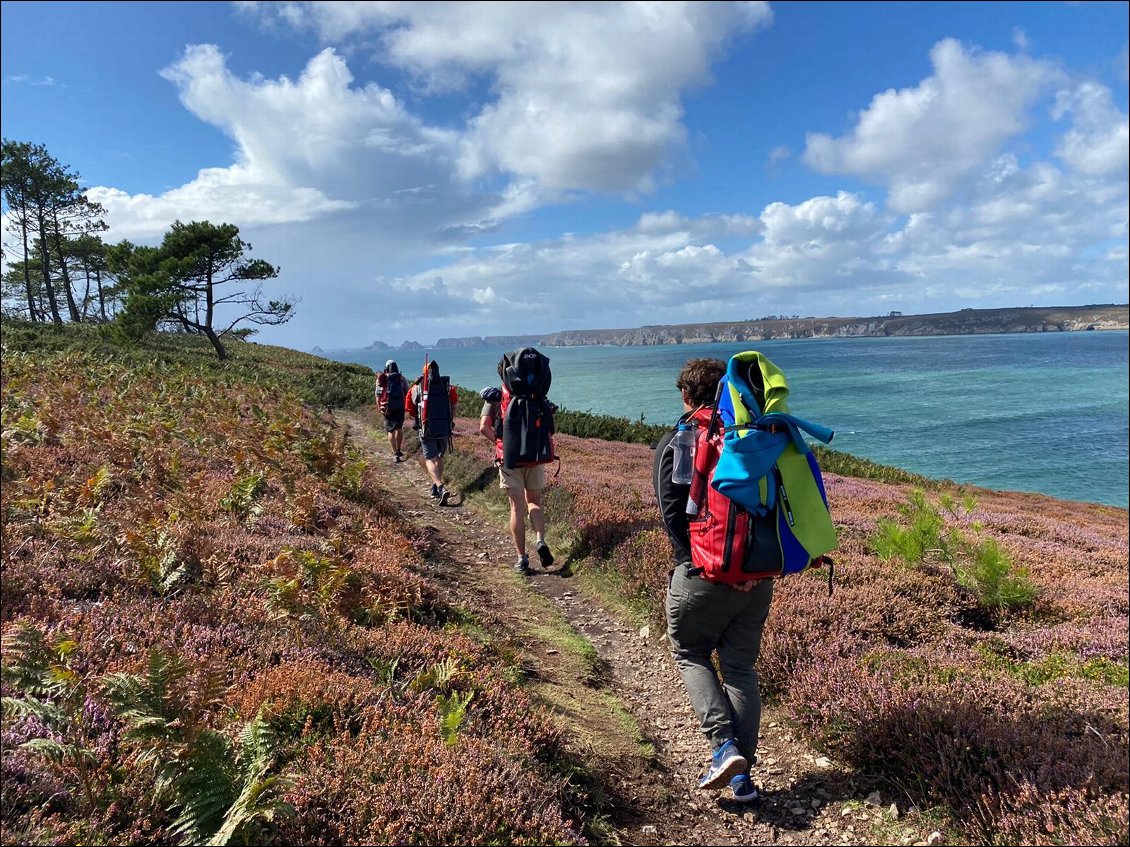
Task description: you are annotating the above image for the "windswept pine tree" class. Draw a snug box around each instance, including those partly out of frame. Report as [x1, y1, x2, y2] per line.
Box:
[1, 139, 108, 324]
[110, 220, 295, 360]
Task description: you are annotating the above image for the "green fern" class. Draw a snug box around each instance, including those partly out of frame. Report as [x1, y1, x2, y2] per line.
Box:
[205, 717, 294, 846]
[103, 650, 293, 845]
[1, 625, 98, 808]
[220, 472, 267, 522]
[329, 447, 369, 500]
[367, 655, 401, 688]
[437, 690, 475, 745]
[411, 657, 461, 693]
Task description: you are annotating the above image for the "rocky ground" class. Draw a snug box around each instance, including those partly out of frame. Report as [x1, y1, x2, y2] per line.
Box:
[338, 412, 956, 847]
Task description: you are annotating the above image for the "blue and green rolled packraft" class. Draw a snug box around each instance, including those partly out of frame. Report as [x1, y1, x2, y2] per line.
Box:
[713, 351, 838, 570]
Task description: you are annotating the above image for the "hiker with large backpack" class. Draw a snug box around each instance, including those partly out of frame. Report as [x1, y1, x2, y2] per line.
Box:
[376, 360, 410, 463]
[407, 358, 458, 505]
[653, 355, 837, 805]
[478, 347, 557, 576]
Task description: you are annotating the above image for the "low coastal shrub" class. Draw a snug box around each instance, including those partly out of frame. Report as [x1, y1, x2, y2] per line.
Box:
[785, 647, 1128, 846]
[528, 427, 1127, 846]
[1, 318, 375, 411]
[813, 444, 939, 487]
[551, 409, 668, 445]
[5, 323, 1125, 847]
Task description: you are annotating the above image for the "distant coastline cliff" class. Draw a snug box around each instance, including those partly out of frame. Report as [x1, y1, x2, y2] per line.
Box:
[365, 304, 1128, 350]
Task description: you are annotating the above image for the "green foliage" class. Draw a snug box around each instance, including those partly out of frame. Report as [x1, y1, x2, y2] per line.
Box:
[872, 489, 959, 566]
[953, 537, 1037, 613]
[553, 408, 669, 444]
[329, 447, 369, 501]
[110, 220, 291, 360]
[814, 445, 940, 487]
[221, 472, 267, 522]
[300, 361, 374, 409]
[870, 489, 1038, 617]
[102, 649, 293, 846]
[411, 656, 462, 693]
[1, 625, 99, 808]
[452, 383, 669, 444]
[261, 548, 359, 636]
[453, 384, 487, 418]
[977, 644, 1130, 689]
[118, 518, 198, 595]
[437, 690, 475, 745]
[2, 318, 376, 410]
[367, 655, 401, 688]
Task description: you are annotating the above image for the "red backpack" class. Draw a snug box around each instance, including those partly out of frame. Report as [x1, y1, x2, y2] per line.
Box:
[685, 404, 833, 588]
[376, 369, 404, 415]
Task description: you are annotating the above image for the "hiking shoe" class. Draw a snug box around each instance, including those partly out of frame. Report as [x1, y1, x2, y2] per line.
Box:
[430, 484, 440, 498]
[535, 541, 554, 568]
[515, 556, 532, 575]
[698, 739, 748, 791]
[439, 487, 451, 506]
[729, 773, 759, 803]
[394, 452, 403, 463]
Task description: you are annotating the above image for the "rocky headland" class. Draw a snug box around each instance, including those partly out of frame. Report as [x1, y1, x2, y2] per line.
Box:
[366, 304, 1129, 350]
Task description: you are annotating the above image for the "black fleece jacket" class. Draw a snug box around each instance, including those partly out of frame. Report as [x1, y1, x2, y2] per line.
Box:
[653, 424, 693, 566]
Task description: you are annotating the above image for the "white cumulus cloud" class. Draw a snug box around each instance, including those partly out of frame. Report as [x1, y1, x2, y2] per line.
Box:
[804, 39, 1058, 213]
[237, 0, 773, 194]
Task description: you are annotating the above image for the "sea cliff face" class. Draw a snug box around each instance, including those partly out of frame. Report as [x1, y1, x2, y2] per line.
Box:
[536, 305, 1129, 346]
[365, 304, 1128, 349]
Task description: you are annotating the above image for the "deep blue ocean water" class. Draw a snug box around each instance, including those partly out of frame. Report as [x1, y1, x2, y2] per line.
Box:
[328, 331, 1130, 509]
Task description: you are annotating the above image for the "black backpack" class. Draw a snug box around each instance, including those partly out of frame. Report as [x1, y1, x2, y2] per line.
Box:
[379, 366, 404, 415]
[421, 375, 453, 439]
[498, 348, 555, 469]
[501, 347, 552, 399]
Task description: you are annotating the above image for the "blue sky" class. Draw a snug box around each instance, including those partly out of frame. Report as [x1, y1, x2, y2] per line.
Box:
[2, 1, 1127, 350]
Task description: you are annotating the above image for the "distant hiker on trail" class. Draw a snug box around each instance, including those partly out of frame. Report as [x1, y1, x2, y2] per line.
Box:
[653, 357, 769, 805]
[479, 347, 557, 576]
[407, 359, 458, 505]
[376, 360, 410, 463]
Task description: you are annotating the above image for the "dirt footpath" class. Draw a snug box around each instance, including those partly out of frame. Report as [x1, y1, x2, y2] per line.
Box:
[337, 412, 949, 847]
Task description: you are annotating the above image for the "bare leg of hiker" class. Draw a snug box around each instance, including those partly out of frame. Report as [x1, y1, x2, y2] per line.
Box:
[525, 488, 547, 548]
[507, 487, 528, 560]
[426, 457, 444, 489]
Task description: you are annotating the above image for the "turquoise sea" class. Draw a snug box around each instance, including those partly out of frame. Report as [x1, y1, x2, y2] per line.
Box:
[329, 331, 1130, 509]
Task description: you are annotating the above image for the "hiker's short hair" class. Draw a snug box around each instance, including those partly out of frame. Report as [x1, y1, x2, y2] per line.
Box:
[676, 358, 726, 407]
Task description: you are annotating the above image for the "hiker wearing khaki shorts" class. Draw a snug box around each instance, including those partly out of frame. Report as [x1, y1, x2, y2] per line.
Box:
[479, 391, 554, 576]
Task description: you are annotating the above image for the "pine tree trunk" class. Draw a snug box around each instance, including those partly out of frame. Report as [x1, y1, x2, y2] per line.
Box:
[204, 326, 228, 361]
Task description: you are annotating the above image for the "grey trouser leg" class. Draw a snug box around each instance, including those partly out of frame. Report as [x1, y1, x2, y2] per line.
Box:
[666, 566, 774, 764]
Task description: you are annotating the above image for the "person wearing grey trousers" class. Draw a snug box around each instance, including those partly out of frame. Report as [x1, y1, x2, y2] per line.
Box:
[653, 357, 771, 803]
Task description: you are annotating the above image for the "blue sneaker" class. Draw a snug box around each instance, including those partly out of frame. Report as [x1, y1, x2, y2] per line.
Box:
[698, 739, 748, 790]
[729, 773, 759, 803]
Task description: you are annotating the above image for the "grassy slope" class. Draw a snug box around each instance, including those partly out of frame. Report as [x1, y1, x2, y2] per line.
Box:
[0, 322, 587, 846]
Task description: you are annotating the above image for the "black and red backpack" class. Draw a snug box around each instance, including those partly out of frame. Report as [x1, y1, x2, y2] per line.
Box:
[377, 363, 405, 415]
[682, 369, 835, 592]
[494, 347, 556, 469]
